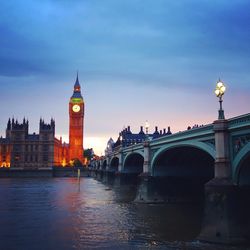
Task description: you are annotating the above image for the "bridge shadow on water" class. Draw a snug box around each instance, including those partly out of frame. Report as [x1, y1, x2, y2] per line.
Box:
[149, 176, 207, 203]
[112, 181, 209, 247]
[133, 202, 203, 242]
[106, 172, 140, 202]
[238, 185, 250, 241]
[103, 173, 250, 246]
[92, 166, 250, 247]
[103, 175, 204, 243]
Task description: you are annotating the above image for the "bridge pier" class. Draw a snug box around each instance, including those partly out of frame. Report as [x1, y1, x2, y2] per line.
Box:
[143, 140, 150, 173]
[96, 169, 103, 181]
[112, 171, 121, 186]
[135, 174, 165, 203]
[92, 169, 98, 178]
[108, 170, 117, 185]
[135, 175, 203, 203]
[102, 170, 109, 184]
[199, 119, 246, 244]
[113, 171, 139, 187]
[134, 140, 164, 203]
[199, 179, 244, 244]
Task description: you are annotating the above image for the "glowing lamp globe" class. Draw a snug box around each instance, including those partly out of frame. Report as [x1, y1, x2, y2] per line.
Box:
[214, 79, 226, 120]
[215, 80, 226, 98]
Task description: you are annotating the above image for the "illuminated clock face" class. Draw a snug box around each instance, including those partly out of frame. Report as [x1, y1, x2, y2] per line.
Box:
[72, 104, 80, 112]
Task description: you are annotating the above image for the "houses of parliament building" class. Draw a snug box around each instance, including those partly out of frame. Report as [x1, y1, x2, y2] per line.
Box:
[0, 75, 85, 169]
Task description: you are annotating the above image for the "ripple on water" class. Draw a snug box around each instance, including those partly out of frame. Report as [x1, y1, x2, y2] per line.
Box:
[0, 178, 249, 250]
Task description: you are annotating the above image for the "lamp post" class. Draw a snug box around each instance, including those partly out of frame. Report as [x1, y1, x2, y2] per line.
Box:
[214, 79, 226, 120]
[143, 121, 150, 178]
[199, 79, 243, 244]
[145, 120, 150, 139]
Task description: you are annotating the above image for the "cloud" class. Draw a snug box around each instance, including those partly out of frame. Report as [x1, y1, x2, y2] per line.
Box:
[1, 0, 250, 86]
[1, 0, 250, 154]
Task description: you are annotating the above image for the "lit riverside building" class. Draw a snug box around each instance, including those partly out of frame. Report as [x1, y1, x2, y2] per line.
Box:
[0, 74, 85, 169]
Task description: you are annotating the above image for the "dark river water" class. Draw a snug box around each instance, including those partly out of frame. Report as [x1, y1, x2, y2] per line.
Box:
[0, 178, 248, 250]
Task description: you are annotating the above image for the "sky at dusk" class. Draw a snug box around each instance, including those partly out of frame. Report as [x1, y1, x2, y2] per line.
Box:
[0, 0, 250, 155]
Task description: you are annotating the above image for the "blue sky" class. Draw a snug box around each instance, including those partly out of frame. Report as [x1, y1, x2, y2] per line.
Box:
[1, 0, 250, 155]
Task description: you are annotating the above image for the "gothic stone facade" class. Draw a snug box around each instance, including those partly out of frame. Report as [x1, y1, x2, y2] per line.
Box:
[0, 118, 56, 169]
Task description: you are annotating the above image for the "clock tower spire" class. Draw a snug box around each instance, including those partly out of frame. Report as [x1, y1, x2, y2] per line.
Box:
[69, 73, 84, 165]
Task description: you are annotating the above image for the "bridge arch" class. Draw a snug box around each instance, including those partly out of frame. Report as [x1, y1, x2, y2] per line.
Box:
[123, 152, 144, 174]
[151, 142, 215, 168]
[151, 142, 215, 181]
[233, 142, 250, 185]
[110, 157, 119, 172]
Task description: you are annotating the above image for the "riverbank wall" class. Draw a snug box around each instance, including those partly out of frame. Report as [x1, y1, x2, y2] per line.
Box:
[0, 167, 90, 178]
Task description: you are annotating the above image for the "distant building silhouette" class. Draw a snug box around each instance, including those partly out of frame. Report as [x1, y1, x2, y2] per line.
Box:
[107, 125, 172, 153]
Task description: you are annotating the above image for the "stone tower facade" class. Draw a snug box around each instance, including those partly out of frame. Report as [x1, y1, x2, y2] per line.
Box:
[69, 73, 84, 164]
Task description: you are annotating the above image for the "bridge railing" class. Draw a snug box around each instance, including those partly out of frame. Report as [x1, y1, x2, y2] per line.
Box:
[150, 123, 214, 146]
[109, 124, 215, 153]
[228, 113, 250, 128]
[107, 113, 250, 157]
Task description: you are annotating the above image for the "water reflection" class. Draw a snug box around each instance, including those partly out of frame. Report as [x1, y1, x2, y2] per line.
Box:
[0, 178, 248, 250]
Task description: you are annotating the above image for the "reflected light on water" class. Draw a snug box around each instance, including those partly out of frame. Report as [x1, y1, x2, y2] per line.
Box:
[0, 178, 247, 250]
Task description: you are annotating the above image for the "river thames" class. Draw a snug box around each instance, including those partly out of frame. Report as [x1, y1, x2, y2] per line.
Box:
[0, 177, 248, 250]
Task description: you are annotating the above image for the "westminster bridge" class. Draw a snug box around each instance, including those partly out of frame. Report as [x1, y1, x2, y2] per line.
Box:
[90, 113, 250, 244]
[92, 113, 250, 185]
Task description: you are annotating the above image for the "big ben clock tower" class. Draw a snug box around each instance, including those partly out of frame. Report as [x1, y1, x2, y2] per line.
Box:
[69, 73, 84, 164]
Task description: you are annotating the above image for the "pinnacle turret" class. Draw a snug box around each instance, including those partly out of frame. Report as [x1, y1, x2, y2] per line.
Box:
[71, 72, 83, 99]
[74, 71, 81, 92]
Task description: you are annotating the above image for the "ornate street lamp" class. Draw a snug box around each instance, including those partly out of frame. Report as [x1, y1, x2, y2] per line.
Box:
[215, 79, 226, 120]
[145, 120, 150, 135]
[145, 120, 150, 142]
